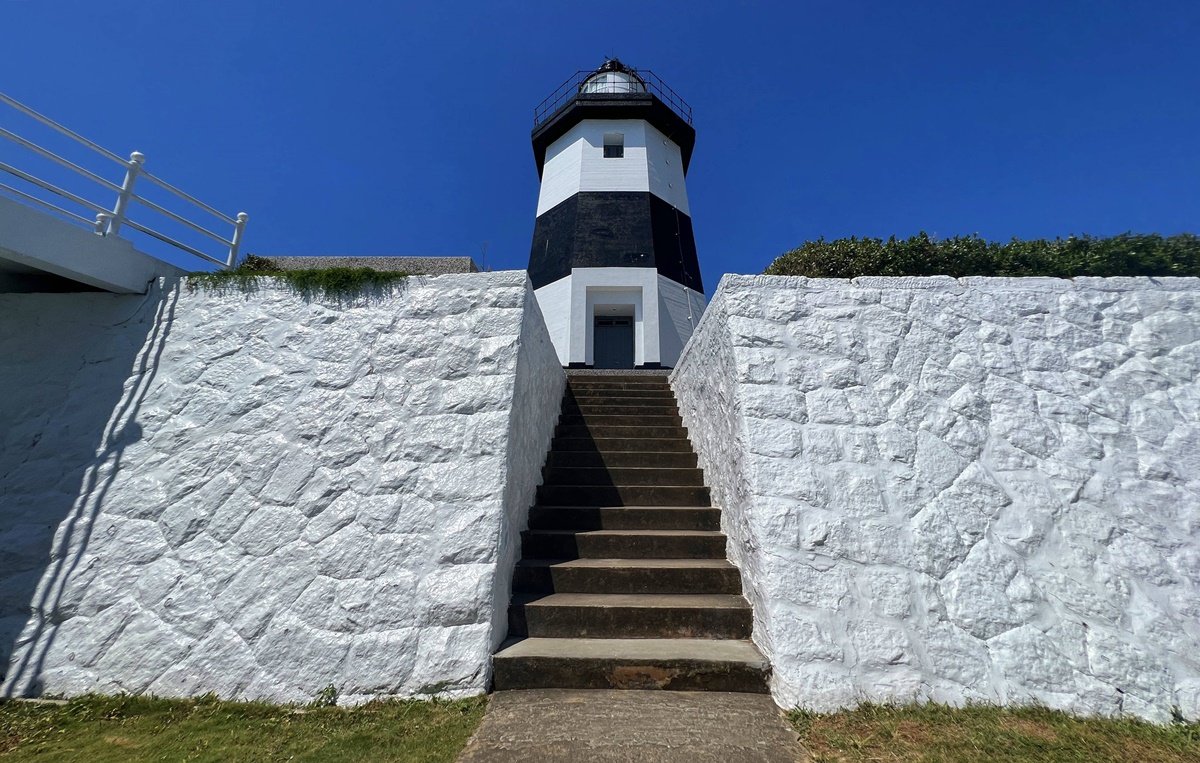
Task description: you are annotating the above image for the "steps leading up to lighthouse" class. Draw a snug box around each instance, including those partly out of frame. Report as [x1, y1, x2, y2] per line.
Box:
[493, 637, 770, 693]
[492, 373, 770, 693]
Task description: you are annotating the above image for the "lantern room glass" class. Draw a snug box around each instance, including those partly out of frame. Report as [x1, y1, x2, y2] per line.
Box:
[579, 71, 646, 95]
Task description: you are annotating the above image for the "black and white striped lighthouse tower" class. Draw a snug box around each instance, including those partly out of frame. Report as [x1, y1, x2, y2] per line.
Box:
[528, 60, 705, 369]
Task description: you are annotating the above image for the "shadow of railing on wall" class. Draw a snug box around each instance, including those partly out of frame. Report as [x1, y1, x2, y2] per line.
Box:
[1, 282, 178, 696]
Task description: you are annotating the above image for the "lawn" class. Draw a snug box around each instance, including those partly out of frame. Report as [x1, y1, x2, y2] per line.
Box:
[789, 702, 1200, 763]
[6, 694, 1199, 762]
[0, 693, 486, 763]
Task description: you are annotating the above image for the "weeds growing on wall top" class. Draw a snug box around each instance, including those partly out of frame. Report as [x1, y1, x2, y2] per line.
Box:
[765, 232, 1200, 279]
[187, 254, 410, 298]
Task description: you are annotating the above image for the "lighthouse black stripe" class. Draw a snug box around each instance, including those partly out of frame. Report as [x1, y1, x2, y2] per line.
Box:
[529, 192, 702, 292]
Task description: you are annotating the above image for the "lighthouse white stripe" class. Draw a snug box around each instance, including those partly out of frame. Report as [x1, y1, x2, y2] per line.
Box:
[536, 120, 690, 216]
[644, 123, 689, 215]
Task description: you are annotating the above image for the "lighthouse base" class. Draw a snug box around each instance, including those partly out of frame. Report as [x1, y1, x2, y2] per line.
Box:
[533, 267, 706, 370]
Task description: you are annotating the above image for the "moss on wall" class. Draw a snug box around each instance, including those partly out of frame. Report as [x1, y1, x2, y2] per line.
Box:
[188, 255, 409, 297]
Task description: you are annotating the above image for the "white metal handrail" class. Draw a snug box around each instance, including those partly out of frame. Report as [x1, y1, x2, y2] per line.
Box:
[0, 126, 123, 192]
[129, 192, 233, 245]
[139, 168, 238, 226]
[0, 92, 127, 165]
[0, 159, 111, 216]
[122, 218, 227, 267]
[0, 91, 248, 268]
[0, 181, 97, 228]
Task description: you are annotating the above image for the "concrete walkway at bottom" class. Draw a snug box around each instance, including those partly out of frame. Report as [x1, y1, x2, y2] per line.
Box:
[456, 689, 808, 763]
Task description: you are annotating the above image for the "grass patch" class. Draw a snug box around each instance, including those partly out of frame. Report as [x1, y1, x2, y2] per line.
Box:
[764, 232, 1200, 278]
[188, 254, 410, 297]
[0, 693, 486, 763]
[789, 702, 1200, 763]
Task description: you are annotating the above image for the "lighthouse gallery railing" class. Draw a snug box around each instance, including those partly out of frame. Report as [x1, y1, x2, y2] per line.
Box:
[533, 69, 693, 129]
[0, 91, 246, 269]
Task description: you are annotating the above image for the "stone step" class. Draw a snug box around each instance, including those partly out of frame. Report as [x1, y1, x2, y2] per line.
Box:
[536, 484, 710, 507]
[546, 450, 698, 469]
[492, 638, 770, 693]
[521, 529, 727, 559]
[559, 413, 683, 427]
[563, 406, 681, 419]
[508, 593, 753, 639]
[527, 505, 721, 531]
[541, 466, 705, 487]
[566, 387, 675, 399]
[567, 372, 669, 381]
[566, 382, 672, 392]
[566, 376, 672, 386]
[564, 398, 680, 412]
[550, 437, 694, 453]
[567, 383, 671, 394]
[513, 558, 742, 595]
[555, 424, 688, 439]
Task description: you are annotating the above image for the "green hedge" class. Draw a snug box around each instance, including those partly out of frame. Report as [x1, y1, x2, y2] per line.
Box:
[763, 233, 1200, 279]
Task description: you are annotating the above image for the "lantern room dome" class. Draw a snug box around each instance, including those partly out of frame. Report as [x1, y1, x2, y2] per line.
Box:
[578, 59, 647, 95]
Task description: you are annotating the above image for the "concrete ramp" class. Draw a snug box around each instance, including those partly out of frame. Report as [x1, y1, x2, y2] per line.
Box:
[0, 195, 185, 293]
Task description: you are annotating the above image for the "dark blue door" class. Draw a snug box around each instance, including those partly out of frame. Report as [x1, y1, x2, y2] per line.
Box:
[594, 317, 634, 369]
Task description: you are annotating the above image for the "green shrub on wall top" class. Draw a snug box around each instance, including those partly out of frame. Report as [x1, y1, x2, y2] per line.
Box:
[764, 232, 1200, 279]
[188, 254, 410, 297]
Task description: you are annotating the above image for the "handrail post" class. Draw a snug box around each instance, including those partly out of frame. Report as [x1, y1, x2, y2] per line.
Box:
[228, 212, 249, 266]
[107, 151, 144, 236]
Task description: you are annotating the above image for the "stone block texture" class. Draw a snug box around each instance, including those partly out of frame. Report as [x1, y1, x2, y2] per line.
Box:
[0, 271, 563, 704]
[671, 274, 1200, 722]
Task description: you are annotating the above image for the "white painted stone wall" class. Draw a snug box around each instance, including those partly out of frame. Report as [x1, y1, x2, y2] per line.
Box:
[0, 271, 564, 704]
[672, 274, 1200, 722]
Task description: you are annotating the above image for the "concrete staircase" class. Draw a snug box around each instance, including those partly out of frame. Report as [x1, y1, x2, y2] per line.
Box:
[492, 373, 770, 693]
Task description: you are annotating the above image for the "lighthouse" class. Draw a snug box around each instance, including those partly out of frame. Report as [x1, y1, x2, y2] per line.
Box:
[528, 60, 705, 369]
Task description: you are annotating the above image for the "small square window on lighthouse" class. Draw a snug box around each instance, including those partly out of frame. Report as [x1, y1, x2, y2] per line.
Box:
[603, 133, 624, 158]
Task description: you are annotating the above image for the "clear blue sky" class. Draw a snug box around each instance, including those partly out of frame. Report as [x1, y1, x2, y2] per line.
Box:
[4, 1, 1198, 289]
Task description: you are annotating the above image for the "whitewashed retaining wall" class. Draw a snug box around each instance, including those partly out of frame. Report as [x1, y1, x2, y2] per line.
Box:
[672, 274, 1200, 722]
[0, 271, 564, 704]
